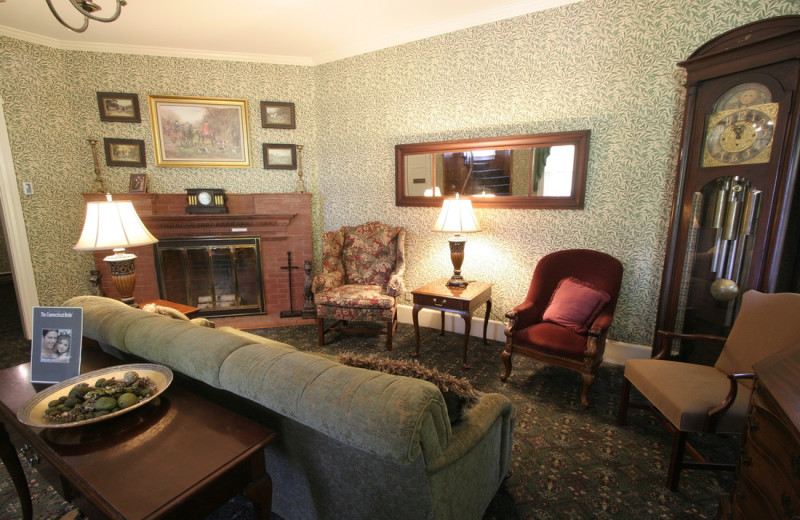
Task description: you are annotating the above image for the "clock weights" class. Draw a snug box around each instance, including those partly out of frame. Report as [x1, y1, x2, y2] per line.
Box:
[656, 16, 800, 364]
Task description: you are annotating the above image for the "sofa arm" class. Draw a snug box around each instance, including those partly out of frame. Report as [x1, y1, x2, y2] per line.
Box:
[426, 393, 514, 474]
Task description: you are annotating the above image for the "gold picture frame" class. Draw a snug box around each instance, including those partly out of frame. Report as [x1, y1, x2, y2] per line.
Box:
[149, 95, 250, 167]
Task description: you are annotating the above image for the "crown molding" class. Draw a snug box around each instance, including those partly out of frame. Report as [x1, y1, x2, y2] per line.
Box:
[0, 25, 314, 66]
[1, 0, 581, 66]
[311, 0, 583, 64]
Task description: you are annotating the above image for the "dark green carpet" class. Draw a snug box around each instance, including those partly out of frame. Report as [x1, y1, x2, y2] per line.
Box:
[0, 286, 737, 519]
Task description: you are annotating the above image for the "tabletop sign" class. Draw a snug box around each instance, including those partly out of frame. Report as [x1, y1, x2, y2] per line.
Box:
[30, 307, 83, 383]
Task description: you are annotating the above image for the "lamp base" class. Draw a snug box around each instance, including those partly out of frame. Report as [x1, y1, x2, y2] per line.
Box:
[446, 234, 469, 287]
[445, 274, 468, 287]
[104, 251, 139, 307]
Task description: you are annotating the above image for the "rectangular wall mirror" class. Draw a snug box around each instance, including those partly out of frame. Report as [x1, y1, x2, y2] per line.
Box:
[395, 130, 590, 209]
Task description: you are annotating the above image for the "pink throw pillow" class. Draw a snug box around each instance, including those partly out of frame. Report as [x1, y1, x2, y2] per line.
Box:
[542, 277, 610, 333]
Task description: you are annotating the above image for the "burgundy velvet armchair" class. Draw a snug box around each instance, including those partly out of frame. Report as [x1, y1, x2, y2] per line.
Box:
[501, 249, 624, 408]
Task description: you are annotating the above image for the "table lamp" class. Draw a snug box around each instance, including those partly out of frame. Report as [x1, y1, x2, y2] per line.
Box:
[73, 195, 158, 307]
[434, 193, 480, 287]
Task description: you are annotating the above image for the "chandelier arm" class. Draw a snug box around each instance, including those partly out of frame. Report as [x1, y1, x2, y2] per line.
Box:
[69, 0, 126, 23]
[46, 0, 90, 33]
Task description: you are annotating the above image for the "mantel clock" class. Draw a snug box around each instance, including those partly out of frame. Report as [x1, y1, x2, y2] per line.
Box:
[185, 188, 226, 214]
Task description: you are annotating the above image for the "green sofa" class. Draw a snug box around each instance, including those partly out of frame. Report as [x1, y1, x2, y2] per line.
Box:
[64, 295, 515, 520]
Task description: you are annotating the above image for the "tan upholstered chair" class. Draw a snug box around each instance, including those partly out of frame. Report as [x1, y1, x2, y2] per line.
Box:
[312, 221, 405, 350]
[617, 290, 800, 490]
[502, 249, 624, 408]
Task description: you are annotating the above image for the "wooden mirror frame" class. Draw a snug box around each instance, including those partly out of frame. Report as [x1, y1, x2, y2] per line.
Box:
[395, 130, 590, 209]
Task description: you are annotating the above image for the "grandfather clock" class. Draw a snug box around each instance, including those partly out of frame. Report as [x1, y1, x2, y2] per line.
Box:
[656, 16, 800, 363]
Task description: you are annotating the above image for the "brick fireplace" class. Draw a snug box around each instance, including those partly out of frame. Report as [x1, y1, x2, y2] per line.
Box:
[81, 192, 314, 327]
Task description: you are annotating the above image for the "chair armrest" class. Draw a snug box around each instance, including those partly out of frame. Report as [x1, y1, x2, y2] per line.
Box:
[652, 330, 727, 359]
[312, 272, 344, 293]
[704, 373, 755, 431]
[386, 228, 406, 297]
[588, 312, 614, 336]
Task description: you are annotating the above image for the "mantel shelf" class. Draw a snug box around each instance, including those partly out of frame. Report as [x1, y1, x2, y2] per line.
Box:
[141, 214, 297, 229]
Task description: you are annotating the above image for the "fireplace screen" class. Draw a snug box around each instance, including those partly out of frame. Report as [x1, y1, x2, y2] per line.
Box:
[155, 236, 264, 316]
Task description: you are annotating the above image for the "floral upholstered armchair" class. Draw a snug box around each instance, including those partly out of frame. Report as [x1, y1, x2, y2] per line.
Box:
[312, 221, 406, 350]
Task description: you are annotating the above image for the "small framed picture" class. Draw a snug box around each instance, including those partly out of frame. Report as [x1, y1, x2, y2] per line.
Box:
[104, 138, 146, 167]
[31, 306, 83, 383]
[263, 143, 297, 169]
[96, 92, 141, 123]
[129, 173, 147, 193]
[260, 101, 296, 129]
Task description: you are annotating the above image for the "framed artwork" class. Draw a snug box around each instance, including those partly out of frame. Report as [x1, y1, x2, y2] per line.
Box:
[260, 101, 296, 129]
[149, 95, 250, 167]
[263, 143, 297, 169]
[129, 173, 147, 193]
[96, 92, 141, 123]
[31, 306, 83, 383]
[104, 138, 146, 167]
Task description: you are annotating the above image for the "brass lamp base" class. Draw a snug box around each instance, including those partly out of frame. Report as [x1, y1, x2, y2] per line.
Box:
[104, 250, 139, 307]
[446, 234, 469, 287]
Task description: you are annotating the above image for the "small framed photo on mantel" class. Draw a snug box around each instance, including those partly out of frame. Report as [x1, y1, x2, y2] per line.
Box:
[31, 306, 83, 383]
[129, 173, 147, 193]
[263, 143, 297, 169]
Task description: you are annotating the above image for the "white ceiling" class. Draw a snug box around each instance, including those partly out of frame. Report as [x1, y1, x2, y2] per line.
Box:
[0, 0, 582, 65]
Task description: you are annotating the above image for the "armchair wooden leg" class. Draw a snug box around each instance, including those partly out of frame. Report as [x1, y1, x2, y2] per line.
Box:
[580, 372, 594, 409]
[385, 319, 395, 351]
[500, 345, 512, 382]
[667, 430, 688, 491]
[617, 377, 631, 425]
[317, 318, 325, 347]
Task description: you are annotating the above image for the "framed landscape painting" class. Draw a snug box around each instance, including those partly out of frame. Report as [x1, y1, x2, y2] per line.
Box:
[149, 95, 250, 167]
[260, 101, 295, 129]
[104, 138, 146, 167]
[263, 144, 297, 169]
[97, 92, 141, 123]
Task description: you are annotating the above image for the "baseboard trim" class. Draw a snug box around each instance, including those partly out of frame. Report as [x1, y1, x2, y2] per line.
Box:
[396, 304, 651, 366]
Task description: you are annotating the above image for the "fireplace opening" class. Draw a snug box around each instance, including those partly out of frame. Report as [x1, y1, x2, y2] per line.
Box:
[154, 236, 265, 317]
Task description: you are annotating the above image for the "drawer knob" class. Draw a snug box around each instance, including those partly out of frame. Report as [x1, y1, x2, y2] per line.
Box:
[433, 298, 447, 307]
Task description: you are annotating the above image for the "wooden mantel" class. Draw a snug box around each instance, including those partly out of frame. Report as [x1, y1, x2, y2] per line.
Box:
[81, 192, 314, 327]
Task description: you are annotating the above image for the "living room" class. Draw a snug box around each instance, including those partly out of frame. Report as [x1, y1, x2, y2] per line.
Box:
[0, 0, 799, 518]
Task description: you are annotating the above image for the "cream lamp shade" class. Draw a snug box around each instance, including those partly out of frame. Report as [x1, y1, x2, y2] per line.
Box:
[433, 194, 480, 287]
[74, 197, 157, 306]
[74, 199, 157, 251]
[433, 195, 480, 234]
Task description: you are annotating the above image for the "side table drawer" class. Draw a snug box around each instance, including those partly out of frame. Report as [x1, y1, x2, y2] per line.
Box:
[413, 293, 469, 311]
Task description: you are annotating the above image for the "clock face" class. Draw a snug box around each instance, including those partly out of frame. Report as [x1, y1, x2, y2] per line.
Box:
[702, 103, 778, 167]
[198, 191, 213, 205]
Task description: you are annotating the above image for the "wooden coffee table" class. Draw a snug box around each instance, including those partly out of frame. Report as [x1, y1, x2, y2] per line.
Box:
[411, 278, 493, 369]
[0, 347, 276, 520]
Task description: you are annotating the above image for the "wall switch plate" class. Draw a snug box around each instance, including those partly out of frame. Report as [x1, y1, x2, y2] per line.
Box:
[22, 182, 33, 195]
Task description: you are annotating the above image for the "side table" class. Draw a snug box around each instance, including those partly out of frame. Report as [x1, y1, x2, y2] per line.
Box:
[411, 278, 493, 369]
[0, 347, 276, 520]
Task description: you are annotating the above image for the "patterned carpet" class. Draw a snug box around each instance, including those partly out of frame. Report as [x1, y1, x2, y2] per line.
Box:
[0, 285, 738, 519]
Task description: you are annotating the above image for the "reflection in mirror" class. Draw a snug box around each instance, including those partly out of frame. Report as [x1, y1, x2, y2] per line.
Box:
[396, 131, 590, 209]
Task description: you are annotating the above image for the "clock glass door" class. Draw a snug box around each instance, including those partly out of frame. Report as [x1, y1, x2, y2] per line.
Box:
[671, 176, 763, 364]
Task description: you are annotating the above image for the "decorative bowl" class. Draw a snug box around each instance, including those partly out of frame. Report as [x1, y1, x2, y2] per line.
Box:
[17, 363, 173, 428]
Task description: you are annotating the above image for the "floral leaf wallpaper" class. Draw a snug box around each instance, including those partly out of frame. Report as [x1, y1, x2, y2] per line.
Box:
[0, 0, 797, 347]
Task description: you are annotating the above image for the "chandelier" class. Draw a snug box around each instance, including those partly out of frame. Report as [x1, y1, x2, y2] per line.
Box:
[46, 0, 127, 33]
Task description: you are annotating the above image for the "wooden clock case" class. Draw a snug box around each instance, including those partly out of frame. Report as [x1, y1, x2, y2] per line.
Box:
[656, 16, 800, 363]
